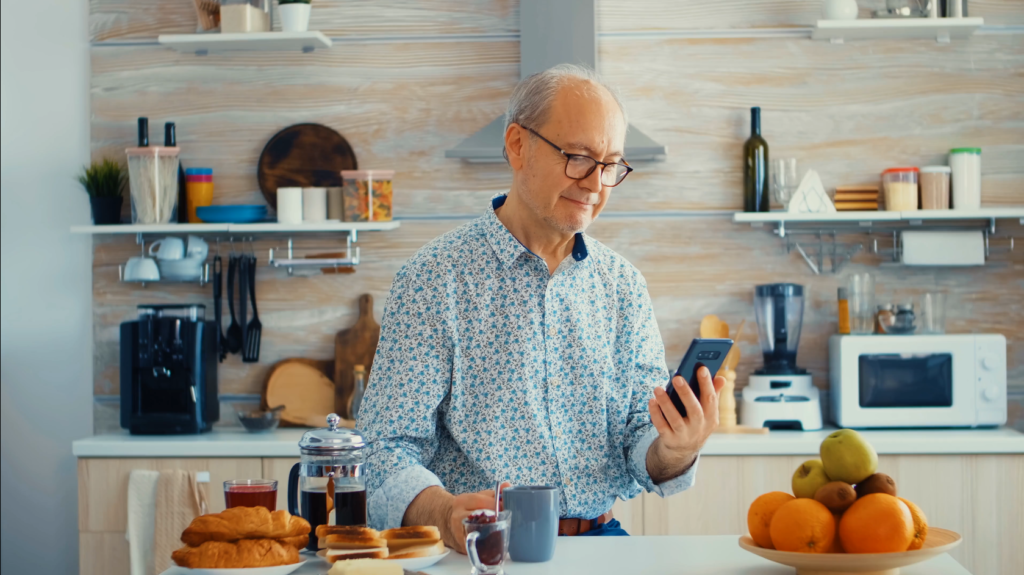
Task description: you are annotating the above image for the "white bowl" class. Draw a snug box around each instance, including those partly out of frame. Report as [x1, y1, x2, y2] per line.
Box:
[158, 255, 205, 281]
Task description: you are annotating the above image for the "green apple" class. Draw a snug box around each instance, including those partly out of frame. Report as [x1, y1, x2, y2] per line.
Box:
[792, 459, 831, 499]
[820, 429, 878, 485]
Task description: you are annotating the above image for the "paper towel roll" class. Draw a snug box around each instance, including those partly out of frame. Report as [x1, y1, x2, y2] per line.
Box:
[901, 231, 984, 266]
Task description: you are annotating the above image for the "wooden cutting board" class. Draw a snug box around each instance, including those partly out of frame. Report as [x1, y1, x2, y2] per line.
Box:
[334, 294, 381, 419]
[257, 123, 357, 209]
[263, 359, 340, 428]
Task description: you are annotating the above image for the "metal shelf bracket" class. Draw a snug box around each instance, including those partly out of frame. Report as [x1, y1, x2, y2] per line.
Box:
[268, 234, 360, 276]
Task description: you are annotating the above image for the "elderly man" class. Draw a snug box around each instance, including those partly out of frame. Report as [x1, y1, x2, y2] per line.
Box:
[359, 64, 725, 550]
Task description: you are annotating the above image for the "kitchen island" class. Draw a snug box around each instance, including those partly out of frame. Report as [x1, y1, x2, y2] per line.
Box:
[77, 428, 1024, 575]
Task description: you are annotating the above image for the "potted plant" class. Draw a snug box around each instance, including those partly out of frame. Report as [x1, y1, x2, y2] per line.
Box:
[278, 0, 312, 32]
[78, 158, 127, 225]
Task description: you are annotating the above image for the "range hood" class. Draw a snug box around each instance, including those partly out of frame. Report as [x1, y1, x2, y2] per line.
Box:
[444, 0, 667, 163]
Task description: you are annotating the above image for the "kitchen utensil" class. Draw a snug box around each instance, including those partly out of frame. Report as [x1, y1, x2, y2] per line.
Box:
[876, 303, 897, 334]
[123, 256, 161, 282]
[287, 414, 367, 550]
[921, 292, 947, 334]
[700, 315, 730, 339]
[920, 166, 951, 210]
[302, 187, 327, 222]
[244, 255, 262, 363]
[348, 365, 366, 421]
[238, 254, 249, 355]
[257, 123, 357, 209]
[847, 273, 875, 334]
[505, 486, 558, 563]
[194, 205, 268, 224]
[465, 510, 511, 575]
[224, 479, 277, 510]
[721, 319, 746, 373]
[225, 255, 243, 355]
[950, 148, 981, 209]
[149, 237, 186, 260]
[334, 294, 381, 419]
[264, 360, 338, 427]
[771, 158, 799, 209]
[212, 255, 226, 361]
[739, 527, 961, 575]
[307, 252, 357, 275]
[126, 135, 180, 224]
[276, 187, 303, 224]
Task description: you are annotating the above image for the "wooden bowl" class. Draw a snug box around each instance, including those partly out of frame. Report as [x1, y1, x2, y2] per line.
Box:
[738, 527, 961, 575]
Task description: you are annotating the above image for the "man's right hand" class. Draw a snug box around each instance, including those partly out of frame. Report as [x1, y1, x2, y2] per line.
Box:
[405, 483, 511, 554]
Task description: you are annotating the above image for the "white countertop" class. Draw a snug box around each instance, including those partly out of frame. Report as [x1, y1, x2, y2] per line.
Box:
[73, 426, 1024, 458]
[164, 536, 970, 575]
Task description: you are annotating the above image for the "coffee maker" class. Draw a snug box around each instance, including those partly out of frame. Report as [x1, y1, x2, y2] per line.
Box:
[740, 283, 823, 430]
[121, 304, 219, 434]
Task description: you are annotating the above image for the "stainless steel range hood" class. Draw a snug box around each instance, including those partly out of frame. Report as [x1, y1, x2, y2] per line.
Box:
[444, 0, 667, 163]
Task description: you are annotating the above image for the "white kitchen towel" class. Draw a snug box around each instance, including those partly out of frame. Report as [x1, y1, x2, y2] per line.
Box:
[126, 469, 159, 575]
[153, 470, 209, 575]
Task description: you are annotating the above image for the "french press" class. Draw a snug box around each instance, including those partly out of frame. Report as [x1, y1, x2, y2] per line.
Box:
[287, 414, 367, 551]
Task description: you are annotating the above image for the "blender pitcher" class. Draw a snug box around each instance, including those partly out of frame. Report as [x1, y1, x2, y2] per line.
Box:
[287, 414, 366, 551]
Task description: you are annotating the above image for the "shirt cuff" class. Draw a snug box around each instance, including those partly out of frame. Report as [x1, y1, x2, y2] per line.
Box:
[629, 426, 700, 497]
[367, 465, 444, 530]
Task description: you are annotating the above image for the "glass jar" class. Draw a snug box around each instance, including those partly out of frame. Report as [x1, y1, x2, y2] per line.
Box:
[881, 167, 919, 211]
[341, 170, 394, 222]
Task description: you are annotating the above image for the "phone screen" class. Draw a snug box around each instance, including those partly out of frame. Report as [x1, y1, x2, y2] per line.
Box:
[665, 338, 733, 417]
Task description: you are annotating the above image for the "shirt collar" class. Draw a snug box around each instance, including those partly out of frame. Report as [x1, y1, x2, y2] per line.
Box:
[484, 194, 590, 268]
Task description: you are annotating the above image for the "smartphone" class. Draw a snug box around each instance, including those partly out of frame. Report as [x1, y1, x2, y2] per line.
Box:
[665, 338, 734, 417]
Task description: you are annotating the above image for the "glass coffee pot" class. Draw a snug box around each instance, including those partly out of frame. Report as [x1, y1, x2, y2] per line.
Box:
[287, 414, 366, 551]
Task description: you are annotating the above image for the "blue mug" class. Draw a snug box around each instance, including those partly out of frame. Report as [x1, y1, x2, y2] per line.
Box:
[504, 485, 558, 562]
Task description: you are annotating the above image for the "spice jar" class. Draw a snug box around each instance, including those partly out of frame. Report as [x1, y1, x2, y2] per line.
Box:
[875, 304, 896, 334]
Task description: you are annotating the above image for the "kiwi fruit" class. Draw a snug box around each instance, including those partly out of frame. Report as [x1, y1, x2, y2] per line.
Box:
[855, 472, 897, 498]
[814, 481, 857, 512]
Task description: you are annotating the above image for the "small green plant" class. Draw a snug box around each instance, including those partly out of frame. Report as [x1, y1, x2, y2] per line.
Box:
[78, 158, 127, 198]
[278, 0, 311, 4]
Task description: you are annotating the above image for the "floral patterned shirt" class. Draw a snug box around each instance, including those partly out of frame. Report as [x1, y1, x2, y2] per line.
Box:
[360, 195, 699, 530]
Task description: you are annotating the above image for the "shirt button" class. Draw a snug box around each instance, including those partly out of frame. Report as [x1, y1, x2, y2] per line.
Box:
[549, 378, 560, 386]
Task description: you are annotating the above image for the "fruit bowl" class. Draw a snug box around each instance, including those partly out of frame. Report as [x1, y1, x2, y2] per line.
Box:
[738, 527, 961, 575]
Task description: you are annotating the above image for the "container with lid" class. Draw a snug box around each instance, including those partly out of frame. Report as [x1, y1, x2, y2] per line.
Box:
[287, 414, 367, 548]
[919, 166, 950, 210]
[220, 0, 270, 33]
[342, 170, 394, 222]
[881, 167, 919, 211]
[185, 168, 214, 223]
[949, 148, 981, 210]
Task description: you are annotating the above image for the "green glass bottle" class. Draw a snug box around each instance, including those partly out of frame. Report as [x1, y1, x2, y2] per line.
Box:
[744, 107, 769, 212]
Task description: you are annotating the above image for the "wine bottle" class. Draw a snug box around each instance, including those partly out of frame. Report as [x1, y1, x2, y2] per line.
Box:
[165, 122, 189, 223]
[743, 107, 769, 213]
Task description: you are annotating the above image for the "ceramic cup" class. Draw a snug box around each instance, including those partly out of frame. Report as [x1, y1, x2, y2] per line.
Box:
[124, 256, 160, 282]
[823, 0, 859, 20]
[276, 187, 303, 224]
[148, 237, 185, 260]
[302, 187, 327, 222]
[504, 486, 558, 563]
[186, 235, 209, 259]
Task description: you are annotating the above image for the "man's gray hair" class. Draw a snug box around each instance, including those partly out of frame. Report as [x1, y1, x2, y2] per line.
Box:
[504, 64, 628, 137]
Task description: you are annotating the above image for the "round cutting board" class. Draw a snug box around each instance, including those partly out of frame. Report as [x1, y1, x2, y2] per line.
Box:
[257, 123, 357, 209]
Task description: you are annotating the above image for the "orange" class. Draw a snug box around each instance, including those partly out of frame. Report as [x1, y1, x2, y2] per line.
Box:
[839, 493, 913, 553]
[900, 497, 929, 550]
[769, 498, 836, 554]
[827, 512, 845, 553]
[747, 492, 795, 549]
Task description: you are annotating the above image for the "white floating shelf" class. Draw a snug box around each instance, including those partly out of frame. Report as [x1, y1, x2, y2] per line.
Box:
[70, 221, 401, 235]
[734, 208, 1024, 225]
[158, 31, 332, 55]
[812, 18, 983, 43]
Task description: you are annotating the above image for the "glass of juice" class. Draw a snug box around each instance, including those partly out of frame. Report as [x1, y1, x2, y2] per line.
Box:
[224, 479, 278, 510]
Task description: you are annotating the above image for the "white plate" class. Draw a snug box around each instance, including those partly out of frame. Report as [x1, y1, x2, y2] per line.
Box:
[168, 561, 306, 575]
[387, 549, 450, 570]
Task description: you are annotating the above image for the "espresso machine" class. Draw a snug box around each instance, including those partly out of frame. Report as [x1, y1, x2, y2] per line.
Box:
[120, 304, 219, 434]
[740, 283, 823, 430]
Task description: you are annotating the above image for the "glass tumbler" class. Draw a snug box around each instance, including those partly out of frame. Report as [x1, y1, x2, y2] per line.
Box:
[224, 479, 278, 510]
[847, 273, 875, 334]
[772, 158, 799, 208]
[920, 292, 947, 334]
[464, 510, 511, 575]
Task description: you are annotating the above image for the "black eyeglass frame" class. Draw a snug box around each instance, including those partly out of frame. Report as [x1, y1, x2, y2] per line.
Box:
[508, 124, 634, 187]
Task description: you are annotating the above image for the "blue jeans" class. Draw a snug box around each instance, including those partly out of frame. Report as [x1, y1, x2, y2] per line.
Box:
[571, 518, 629, 537]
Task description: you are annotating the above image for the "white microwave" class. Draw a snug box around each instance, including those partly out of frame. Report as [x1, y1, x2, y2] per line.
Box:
[830, 334, 1006, 428]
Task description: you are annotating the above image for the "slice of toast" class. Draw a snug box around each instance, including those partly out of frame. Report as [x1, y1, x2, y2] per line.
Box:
[318, 547, 389, 563]
[385, 539, 445, 560]
[316, 525, 380, 540]
[319, 533, 387, 550]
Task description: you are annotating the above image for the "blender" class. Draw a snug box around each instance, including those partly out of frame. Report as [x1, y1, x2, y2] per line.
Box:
[740, 283, 823, 430]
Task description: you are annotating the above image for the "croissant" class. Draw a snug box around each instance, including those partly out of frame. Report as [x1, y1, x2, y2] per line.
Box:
[172, 539, 299, 568]
[181, 507, 310, 546]
[278, 534, 310, 549]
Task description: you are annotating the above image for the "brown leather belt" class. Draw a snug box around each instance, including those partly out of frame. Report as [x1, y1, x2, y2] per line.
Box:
[558, 511, 613, 536]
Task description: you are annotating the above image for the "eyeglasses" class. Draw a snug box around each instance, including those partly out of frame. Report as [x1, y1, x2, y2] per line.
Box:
[521, 125, 633, 187]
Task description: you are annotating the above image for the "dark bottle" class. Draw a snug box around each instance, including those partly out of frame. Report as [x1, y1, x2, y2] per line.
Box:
[165, 122, 189, 223]
[743, 107, 769, 213]
[137, 117, 149, 147]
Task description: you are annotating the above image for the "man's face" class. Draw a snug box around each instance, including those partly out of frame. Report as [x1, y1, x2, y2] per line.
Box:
[508, 80, 627, 234]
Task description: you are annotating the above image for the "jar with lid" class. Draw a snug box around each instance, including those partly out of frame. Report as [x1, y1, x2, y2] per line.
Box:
[220, 0, 270, 33]
[949, 148, 981, 209]
[881, 167, 919, 211]
[875, 304, 896, 334]
[287, 414, 366, 550]
[919, 166, 950, 210]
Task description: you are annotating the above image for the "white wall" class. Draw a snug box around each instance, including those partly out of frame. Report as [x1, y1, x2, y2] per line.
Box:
[1, 0, 93, 571]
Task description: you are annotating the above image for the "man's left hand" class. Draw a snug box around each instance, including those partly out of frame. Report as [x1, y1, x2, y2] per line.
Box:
[646, 366, 726, 483]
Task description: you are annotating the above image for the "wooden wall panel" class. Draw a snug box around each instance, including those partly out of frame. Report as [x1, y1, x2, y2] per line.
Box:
[90, 0, 519, 41]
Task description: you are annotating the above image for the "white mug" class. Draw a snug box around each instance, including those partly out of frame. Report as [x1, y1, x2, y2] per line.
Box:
[186, 235, 209, 259]
[124, 256, 161, 282]
[822, 0, 858, 20]
[277, 187, 303, 224]
[302, 187, 327, 223]
[149, 237, 186, 260]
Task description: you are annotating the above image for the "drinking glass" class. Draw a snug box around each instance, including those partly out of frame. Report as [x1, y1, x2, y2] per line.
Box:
[920, 292, 947, 334]
[772, 158, 799, 208]
[847, 273, 875, 334]
[464, 510, 511, 575]
[224, 479, 278, 510]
